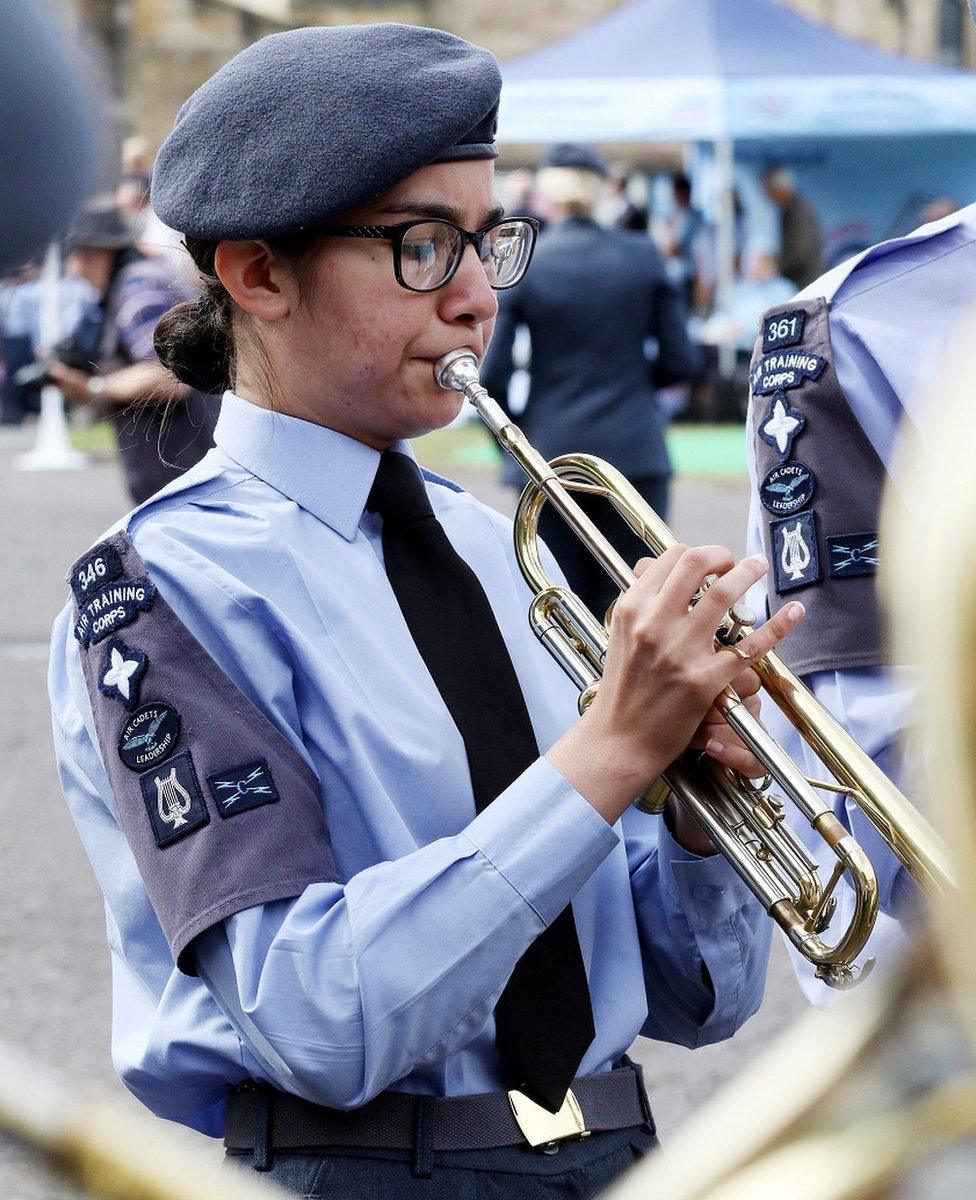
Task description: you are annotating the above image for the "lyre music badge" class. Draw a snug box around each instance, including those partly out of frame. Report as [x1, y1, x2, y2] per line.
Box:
[139, 750, 209, 847]
[771, 511, 821, 594]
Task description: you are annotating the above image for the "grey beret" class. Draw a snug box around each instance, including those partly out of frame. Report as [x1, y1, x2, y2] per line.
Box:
[540, 143, 608, 178]
[152, 23, 501, 241]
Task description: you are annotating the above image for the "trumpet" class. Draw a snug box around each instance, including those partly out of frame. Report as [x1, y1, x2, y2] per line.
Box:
[435, 349, 952, 988]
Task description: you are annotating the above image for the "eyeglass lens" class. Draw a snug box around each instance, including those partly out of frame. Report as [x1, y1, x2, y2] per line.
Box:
[399, 220, 533, 291]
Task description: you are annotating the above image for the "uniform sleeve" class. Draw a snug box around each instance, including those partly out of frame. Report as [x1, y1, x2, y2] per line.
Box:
[621, 807, 771, 1046]
[48, 605, 250, 1133]
[80, 519, 620, 1110]
[745, 316, 917, 1003]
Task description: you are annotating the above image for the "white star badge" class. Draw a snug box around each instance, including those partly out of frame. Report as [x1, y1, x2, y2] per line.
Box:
[760, 393, 805, 459]
[99, 638, 147, 709]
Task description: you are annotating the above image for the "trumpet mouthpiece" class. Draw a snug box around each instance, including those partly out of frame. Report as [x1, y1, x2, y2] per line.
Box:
[434, 349, 480, 392]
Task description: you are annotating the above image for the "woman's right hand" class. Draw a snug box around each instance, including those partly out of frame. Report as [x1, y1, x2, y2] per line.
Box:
[545, 543, 804, 826]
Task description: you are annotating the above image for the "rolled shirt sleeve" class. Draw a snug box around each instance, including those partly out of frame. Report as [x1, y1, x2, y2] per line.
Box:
[623, 807, 771, 1046]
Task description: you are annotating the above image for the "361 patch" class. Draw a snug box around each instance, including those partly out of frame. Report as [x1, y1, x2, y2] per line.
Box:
[139, 749, 209, 848]
[207, 759, 280, 819]
[750, 351, 826, 396]
[74, 577, 156, 647]
[759, 461, 816, 516]
[758, 392, 806, 462]
[826, 532, 878, 578]
[771, 510, 822, 594]
[762, 309, 806, 353]
[97, 637, 147, 711]
[118, 702, 181, 772]
[71, 542, 124, 604]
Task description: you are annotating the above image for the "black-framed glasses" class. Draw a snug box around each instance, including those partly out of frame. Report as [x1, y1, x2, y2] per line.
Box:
[320, 216, 539, 293]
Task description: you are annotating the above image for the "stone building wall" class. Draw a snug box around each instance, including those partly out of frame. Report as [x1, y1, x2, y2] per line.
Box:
[67, 0, 976, 154]
[780, 0, 975, 67]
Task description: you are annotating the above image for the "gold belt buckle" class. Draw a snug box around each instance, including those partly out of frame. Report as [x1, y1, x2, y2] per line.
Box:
[508, 1087, 590, 1149]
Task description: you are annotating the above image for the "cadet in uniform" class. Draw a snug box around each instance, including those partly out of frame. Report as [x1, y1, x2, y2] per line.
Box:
[50, 26, 803, 1197]
[745, 199, 976, 1000]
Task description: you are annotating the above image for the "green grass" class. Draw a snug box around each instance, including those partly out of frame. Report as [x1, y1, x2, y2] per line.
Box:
[75, 418, 749, 479]
[414, 421, 748, 479]
[70, 421, 117, 455]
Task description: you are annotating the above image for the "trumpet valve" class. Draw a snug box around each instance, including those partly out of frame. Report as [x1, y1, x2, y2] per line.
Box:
[752, 794, 786, 831]
[723, 602, 757, 645]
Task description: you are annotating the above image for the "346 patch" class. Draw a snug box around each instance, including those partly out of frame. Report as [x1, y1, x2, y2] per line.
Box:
[71, 542, 124, 604]
[758, 392, 806, 461]
[118, 702, 181, 772]
[74, 577, 156, 647]
[771, 511, 822, 594]
[207, 759, 280, 818]
[750, 351, 826, 396]
[139, 750, 209, 848]
[762, 309, 806, 353]
[759, 461, 816, 516]
[826, 532, 878, 578]
[97, 637, 147, 710]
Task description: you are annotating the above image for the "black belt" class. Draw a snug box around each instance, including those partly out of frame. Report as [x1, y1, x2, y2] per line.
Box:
[224, 1061, 653, 1161]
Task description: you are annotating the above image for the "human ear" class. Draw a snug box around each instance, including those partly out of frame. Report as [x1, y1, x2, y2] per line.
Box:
[214, 240, 295, 321]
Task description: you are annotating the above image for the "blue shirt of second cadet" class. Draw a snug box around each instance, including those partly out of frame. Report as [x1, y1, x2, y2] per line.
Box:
[50, 390, 770, 1135]
[745, 202, 976, 1000]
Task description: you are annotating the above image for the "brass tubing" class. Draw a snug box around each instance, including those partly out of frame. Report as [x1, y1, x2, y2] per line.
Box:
[434, 349, 948, 986]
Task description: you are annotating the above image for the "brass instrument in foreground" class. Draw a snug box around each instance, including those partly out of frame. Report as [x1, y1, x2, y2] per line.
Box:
[435, 349, 952, 989]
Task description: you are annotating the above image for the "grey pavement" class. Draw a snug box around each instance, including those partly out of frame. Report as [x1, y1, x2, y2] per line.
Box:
[0, 424, 803, 1196]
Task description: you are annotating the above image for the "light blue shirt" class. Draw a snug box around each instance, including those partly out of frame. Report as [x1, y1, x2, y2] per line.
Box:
[745, 202, 976, 1000]
[50, 390, 770, 1136]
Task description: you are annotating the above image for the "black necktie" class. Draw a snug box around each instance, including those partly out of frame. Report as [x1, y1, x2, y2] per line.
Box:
[367, 450, 595, 1112]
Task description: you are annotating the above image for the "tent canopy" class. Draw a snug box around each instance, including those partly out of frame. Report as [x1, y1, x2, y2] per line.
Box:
[498, 0, 976, 140]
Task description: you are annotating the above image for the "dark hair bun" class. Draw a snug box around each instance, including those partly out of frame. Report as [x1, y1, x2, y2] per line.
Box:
[154, 297, 229, 394]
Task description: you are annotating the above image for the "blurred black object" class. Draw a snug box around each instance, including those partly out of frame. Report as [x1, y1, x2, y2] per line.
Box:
[13, 302, 104, 391]
[13, 335, 97, 391]
[0, 0, 97, 271]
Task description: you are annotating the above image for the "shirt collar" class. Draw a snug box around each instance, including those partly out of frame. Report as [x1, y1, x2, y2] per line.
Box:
[213, 390, 413, 541]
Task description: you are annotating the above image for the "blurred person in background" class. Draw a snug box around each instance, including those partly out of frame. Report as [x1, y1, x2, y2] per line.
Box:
[762, 165, 824, 290]
[657, 172, 706, 301]
[482, 142, 699, 619]
[501, 166, 547, 228]
[39, 195, 217, 503]
[697, 249, 795, 411]
[920, 196, 959, 224]
[604, 165, 649, 232]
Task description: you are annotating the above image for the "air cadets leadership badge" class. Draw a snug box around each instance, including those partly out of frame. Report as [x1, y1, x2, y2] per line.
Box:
[118, 702, 181, 771]
[760, 462, 816, 516]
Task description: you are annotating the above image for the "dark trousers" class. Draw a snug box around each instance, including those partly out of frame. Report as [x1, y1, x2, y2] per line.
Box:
[227, 1124, 658, 1198]
[535, 475, 670, 622]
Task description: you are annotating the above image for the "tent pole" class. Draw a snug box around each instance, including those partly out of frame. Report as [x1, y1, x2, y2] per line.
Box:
[714, 135, 736, 379]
